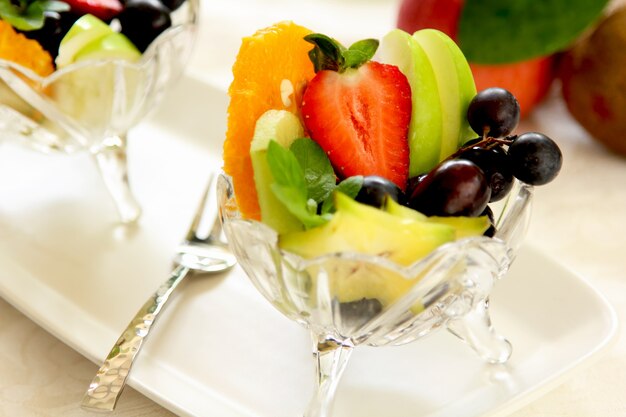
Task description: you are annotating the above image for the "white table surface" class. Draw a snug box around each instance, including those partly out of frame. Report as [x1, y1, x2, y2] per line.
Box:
[2, 0, 626, 416]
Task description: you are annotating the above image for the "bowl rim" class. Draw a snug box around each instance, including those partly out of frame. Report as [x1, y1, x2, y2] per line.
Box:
[218, 172, 533, 275]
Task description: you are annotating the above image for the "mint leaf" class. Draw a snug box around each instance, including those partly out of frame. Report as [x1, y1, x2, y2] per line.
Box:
[0, 0, 20, 17]
[266, 140, 331, 229]
[0, 0, 42, 31]
[0, 0, 39, 31]
[321, 176, 363, 214]
[459, 0, 610, 63]
[0, 0, 67, 31]
[23, 1, 45, 27]
[304, 33, 345, 73]
[305, 33, 377, 72]
[271, 184, 330, 228]
[343, 39, 379, 69]
[335, 176, 363, 198]
[290, 138, 336, 203]
[267, 140, 306, 191]
[267, 139, 364, 229]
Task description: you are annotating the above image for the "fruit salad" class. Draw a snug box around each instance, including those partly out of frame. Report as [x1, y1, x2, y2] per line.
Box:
[223, 22, 562, 307]
[0, 0, 196, 223]
[0, 0, 196, 152]
[0, 0, 190, 74]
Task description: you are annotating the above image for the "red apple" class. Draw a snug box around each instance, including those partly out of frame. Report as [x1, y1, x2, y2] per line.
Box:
[397, 0, 556, 118]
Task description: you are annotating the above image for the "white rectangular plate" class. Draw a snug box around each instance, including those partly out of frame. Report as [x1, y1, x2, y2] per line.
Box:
[0, 74, 617, 417]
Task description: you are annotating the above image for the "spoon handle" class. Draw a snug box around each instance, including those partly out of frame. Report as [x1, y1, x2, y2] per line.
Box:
[80, 265, 190, 412]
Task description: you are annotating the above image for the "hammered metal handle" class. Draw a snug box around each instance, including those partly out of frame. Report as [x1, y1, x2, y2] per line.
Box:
[81, 265, 190, 412]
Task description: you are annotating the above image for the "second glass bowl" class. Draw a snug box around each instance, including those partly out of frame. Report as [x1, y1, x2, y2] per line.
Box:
[0, 1, 198, 222]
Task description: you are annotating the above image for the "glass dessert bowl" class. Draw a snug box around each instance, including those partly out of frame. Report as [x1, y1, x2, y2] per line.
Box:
[0, 0, 198, 223]
[218, 19, 562, 417]
[218, 173, 533, 417]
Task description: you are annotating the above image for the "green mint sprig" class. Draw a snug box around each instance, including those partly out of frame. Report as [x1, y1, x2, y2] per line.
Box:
[0, 0, 69, 31]
[266, 138, 363, 229]
[320, 176, 363, 215]
[290, 137, 336, 203]
[304, 33, 379, 73]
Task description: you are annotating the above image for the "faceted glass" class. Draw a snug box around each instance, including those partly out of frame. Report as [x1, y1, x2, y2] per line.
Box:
[218, 173, 533, 417]
[0, 2, 198, 222]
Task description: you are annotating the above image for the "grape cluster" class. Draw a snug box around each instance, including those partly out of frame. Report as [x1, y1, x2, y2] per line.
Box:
[406, 87, 562, 232]
[353, 87, 562, 237]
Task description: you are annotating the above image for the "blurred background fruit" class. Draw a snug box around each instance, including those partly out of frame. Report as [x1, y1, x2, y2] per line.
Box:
[559, 6, 626, 156]
[396, 0, 625, 157]
[397, 0, 556, 118]
[469, 58, 554, 119]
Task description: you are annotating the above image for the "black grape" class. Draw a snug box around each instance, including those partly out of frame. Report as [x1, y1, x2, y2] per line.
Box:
[457, 145, 513, 202]
[117, 0, 172, 52]
[508, 132, 562, 185]
[355, 176, 404, 208]
[407, 160, 490, 217]
[467, 88, 520, 137]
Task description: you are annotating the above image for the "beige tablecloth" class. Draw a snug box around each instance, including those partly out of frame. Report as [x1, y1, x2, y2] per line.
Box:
[2, 0, 626, 415]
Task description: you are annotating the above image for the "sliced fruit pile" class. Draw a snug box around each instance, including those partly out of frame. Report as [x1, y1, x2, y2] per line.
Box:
[224, 21, 315, 220]
[0, 0, 186, 75]
[223, 23, 563, 266]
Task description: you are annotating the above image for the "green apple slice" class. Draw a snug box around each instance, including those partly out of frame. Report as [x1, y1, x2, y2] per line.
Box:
[431, 30, 477, 147]
[250, 110, 305, 234]
[413, 29, 476, 159]
[73, 32, 141, 62]
[412, 29, 461, 160]
[56, 14, 113, 68]
[379, 29, 443, 177]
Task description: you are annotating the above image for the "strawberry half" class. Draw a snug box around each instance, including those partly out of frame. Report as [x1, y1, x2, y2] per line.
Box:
[64, 0, 123, 21]
[301, 34, 411, 190]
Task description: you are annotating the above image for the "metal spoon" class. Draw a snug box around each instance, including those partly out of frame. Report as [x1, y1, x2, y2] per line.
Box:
[81, 172, 236, 412]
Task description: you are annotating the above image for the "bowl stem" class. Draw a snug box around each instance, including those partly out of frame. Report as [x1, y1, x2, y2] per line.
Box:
[446, 297, 512, 364]
[304, 333, 354, 417]
[93, 134, 141, 224]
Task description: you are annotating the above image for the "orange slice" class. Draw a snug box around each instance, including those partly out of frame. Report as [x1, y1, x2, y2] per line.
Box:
[0, 21, 54, 77]
[223, 21, 315, 220]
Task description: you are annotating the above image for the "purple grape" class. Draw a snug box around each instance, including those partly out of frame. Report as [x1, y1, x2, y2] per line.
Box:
[508, 132, 562, 185]
[467, 88, 520, 137]
[405, 174, 428, 199]
[339, 298, 383, 325]
[158, 0, 186, 11]
[355, 176, 404, 208]
[117, 0, 171, 52]
[408, 160, 491, 217]
[457, 145, 513, 202]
